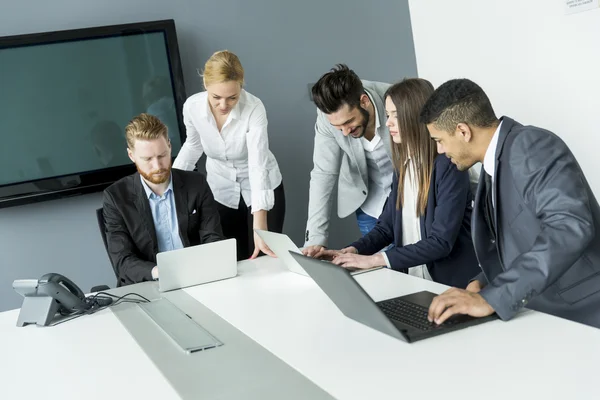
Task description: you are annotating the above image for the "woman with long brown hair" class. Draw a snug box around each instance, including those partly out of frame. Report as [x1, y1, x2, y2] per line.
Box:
[324, 78, 479, 288]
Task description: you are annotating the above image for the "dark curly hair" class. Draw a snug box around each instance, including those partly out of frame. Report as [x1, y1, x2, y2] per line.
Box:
[419, 79, 497, 132]
[311, 64, 364, 114]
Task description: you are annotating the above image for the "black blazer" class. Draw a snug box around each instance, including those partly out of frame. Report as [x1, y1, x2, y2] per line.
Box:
[351, 155, 479, 288]
[472, 117, 600, 328]
[102, 168, 224, 286]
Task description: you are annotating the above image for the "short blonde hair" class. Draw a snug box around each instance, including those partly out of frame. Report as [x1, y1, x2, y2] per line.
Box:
[125, 113, 168, 149]
[202, 50, 244, 88]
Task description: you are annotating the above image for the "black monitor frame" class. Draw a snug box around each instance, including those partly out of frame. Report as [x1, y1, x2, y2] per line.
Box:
[0, 19, 187, 209]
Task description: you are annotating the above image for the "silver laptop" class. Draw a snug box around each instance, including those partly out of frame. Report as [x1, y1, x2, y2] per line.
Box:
[255, 230, 381, 276]
[157, 238, 237, 292]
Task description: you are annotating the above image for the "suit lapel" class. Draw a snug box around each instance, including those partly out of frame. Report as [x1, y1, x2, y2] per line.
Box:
[172, 170, 190, 247]
[490, 117, 514, 234]
[133, 174, 158, 251]
[472, 118, 518, 280]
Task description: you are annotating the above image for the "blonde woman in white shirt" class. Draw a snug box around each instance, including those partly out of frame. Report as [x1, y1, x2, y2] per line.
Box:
[173, 50, 284, 260]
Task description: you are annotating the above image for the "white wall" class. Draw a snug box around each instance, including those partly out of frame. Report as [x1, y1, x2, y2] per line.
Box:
[408, 0, 600, 193]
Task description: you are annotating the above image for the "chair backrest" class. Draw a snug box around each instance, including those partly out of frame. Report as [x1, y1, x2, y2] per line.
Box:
[96, 207, 117, 279]
[96, 208, 109, 252]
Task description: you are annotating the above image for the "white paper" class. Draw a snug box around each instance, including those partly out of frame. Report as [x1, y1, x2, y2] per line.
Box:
[565, 0, 599, 15]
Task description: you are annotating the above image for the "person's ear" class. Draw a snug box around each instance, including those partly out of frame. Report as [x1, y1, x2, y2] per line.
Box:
[127, 147, 135, 163]
[359, 93, 370, 109]
[456, 123, 472, 143]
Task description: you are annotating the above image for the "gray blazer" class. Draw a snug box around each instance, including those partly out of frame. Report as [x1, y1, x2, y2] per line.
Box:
[474, 117, 600, 328]
[304, 80, 392, 247]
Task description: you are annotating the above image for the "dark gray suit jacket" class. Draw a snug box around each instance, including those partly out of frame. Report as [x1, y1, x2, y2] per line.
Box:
[103, 168, 224, 286]
[474, 117, 600, 328]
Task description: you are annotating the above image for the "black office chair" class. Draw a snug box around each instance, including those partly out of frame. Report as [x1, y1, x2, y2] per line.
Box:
[96, 208, 110, 258]
[92, 207, 114, 292]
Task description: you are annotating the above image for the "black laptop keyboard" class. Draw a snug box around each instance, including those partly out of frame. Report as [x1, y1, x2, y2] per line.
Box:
[378, 298, 438, 331]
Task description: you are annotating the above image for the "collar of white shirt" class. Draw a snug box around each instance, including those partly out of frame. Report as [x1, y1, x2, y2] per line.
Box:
[483, 120, 503, 178]
[140, 174, 174, 199]
[365, 91, 381, 131]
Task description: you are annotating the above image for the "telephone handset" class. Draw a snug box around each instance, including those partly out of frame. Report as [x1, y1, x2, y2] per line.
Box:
[37, 273, 88, 313]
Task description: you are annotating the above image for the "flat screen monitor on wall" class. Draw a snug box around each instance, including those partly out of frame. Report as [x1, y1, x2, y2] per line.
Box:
[0, 19, 187, 208]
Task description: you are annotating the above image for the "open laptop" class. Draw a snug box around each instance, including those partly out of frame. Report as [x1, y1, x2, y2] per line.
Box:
[157, 238, 237, 292]
[255, 230, 381, 277]
[289, 251, 498, 343]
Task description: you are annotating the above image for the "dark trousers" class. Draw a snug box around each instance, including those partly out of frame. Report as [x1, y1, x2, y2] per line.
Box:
[216, 182, 285, 261]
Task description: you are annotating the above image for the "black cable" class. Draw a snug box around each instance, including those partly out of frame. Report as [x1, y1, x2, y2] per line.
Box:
[111, 299, 146, 305]
[84, 292, 150, 309]
[92, 292, 151, 303]
[50, 292, 151, 326]
[52, 299, 133, 326]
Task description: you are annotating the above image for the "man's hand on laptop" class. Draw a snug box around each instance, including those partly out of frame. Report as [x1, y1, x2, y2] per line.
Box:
[151, 266, 159, 280]
[465, 280, 482, 293]
[427, 288, 494, 325]
[302, 245, 327, 258]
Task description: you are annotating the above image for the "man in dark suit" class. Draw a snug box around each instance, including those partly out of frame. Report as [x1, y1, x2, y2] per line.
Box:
[421, 79, 600, 329]
[103, 113, 224, 286]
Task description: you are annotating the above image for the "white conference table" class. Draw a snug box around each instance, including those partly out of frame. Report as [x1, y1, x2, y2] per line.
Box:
[0, 301, 180, 399]
[185, 257, 600, 400]
[1, 256, 599, 399]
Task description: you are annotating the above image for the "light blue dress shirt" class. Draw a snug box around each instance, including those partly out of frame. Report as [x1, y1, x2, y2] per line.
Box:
[140, 175, 184, 253]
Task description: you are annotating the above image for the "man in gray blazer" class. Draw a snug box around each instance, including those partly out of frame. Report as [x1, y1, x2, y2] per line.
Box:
[303, 65, 392, 256]
[422, 78, 600, 329]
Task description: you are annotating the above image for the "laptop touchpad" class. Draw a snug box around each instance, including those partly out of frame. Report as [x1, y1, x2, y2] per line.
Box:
[400, 291, 437, 308]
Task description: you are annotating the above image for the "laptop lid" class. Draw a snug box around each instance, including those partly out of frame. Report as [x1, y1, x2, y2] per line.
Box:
[289, 251, 407, 341]
[254, 230, 308, 276]
[157, 238, 237, 292]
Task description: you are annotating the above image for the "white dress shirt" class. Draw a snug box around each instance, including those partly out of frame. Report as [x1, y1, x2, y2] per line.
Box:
[139, 175, 184, 253]
[401, 161, 432, 280]
[173, 90, 282, 211]
[381, 159, 432, 280]
[483, 120, 503, 207]
[359, 93, 394, 218]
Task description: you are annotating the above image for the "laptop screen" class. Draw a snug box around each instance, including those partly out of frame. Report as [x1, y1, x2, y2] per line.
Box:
[289, 252, 405, 340]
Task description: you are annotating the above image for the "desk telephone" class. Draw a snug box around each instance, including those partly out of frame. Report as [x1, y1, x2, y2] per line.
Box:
[12, 273, 112, 327]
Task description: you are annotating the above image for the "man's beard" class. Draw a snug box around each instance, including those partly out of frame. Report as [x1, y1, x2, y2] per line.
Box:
[137, 164, 171, 184]
[351, 107, 370, 138]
